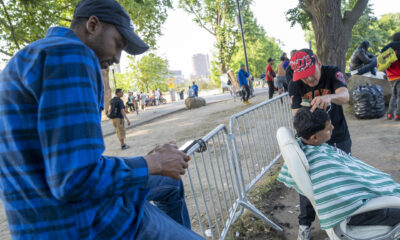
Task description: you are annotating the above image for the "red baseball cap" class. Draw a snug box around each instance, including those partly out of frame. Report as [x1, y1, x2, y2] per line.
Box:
[290, 49, 317, 81]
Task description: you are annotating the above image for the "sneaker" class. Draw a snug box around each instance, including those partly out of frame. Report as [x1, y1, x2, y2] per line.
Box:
[297, 225, 311, 240]
[121, 144, 130, 150]
[387, 113, 394, 120]
[395, 115, 400, 121]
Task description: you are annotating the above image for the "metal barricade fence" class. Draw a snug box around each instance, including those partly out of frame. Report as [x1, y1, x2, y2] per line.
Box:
[183, 93, 293, 239]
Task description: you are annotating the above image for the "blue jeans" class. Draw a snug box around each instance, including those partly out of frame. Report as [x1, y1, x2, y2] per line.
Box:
[135, 175, 204, 240]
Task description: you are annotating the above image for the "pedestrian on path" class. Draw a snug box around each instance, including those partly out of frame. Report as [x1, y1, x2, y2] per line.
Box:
[237, 63, 251, 105]
[381, 32, 400, 120]
[109, 88, 131, 150]
[266, 58, 275, 99]
[140, 91, 146, 110]
[127, 91, 135, 112]
[0, 0, 203, 239]
[276, 56, 287, 95]
[155, 88, 161, 105]
[192, 81, 199, 97]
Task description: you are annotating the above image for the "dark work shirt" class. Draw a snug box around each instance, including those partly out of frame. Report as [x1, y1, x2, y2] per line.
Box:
[110, 97, 125, 119]
[289, 65, 350, 143]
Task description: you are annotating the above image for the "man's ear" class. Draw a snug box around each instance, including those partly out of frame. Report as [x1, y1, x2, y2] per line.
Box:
[85, 16, 102, 35]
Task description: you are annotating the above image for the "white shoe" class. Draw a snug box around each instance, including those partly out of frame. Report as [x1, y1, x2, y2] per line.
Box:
[297, 225, 311, 240]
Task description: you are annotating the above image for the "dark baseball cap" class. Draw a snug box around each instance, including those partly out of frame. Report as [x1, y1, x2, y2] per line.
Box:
[74, 0, 149, 55]
[290, 49, 317, 81]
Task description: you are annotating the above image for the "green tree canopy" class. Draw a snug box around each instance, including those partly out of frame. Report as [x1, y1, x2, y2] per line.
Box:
[286, 0, 369, 71]
[230, 7, 282, 78]
[0, 0, 172, 61]
[179, 0, 238, 75]
[113, 53, 170, 93]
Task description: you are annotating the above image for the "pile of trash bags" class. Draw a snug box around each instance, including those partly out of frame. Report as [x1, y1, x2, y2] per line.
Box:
[353, 84, 385, 119]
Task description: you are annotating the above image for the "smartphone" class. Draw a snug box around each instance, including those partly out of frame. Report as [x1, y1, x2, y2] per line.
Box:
[179, 140, 197, 153]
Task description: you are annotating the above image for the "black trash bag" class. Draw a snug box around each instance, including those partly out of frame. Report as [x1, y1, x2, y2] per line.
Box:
[353, 84, 385, 119]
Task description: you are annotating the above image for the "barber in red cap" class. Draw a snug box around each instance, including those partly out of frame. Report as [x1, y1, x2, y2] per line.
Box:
[288, 49, 352, 240]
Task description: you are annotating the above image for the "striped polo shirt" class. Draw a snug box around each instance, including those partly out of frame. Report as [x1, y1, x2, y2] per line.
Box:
[278, 139, 400, 229]
[0, 27, 149, 239]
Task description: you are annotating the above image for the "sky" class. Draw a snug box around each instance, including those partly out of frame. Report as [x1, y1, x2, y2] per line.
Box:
[121, 0, 400, 78]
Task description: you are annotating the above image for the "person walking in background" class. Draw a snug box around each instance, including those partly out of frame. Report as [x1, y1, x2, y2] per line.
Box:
[109, 89, 131, 150]
[227, 74, 236, 101]
[188, 86, 195, 98]
[140, 91, 146, 110]
[127, 91, 134, 113]
[237, 63, 251, 105]
[381, 32, 400, 120]
[155, 88, 161, 105]
[282, 52, 290, 70]
[276, 56, 287, 94]
[192, 81, 199, 97]
[266, 58, 275, 99]
[286, 49, 297, 86]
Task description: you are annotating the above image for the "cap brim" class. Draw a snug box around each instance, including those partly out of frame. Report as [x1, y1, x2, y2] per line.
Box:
[293, 64, 316, 81]
[117, 26, 149, 55]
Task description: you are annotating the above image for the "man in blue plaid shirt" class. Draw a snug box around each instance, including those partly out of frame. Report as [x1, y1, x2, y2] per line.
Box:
[0, 0, 203, 239]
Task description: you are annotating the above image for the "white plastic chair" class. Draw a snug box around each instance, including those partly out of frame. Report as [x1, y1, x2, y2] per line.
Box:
[276, 127, 400, 240]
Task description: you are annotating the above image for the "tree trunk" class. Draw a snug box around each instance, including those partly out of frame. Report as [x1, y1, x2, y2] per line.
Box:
[102, 68, 111, 116]
[302, 0, 368, 72]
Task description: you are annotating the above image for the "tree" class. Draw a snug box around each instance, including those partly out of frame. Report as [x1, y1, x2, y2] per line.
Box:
[286, 0, 368, 71]
[115, 54, 170, 93]
[230, 9, 283, 77]
[178, 0, 239, 75]
[375, 13, 400, 46]
[0, 0, 172, 60]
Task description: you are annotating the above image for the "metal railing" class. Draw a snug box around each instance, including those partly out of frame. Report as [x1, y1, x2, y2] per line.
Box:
[183, 93, 293, 239]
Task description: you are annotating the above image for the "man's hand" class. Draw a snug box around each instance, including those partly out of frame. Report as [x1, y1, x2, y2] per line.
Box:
[144, 142, 191, 180]
[310, 95, 331, 112]
[126, 119, 131, 126]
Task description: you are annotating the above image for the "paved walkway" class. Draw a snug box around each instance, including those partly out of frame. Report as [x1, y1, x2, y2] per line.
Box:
[101, 88, 268, 137]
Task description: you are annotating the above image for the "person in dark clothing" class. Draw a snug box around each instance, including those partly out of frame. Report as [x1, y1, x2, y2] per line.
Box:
[109, 89, 131, 149]
[237, 63, 251, 104]
[350, 41, 377, 75]
[285, 49, 297, 87]
[289, 49, 352, 240]
[381, 32, 400, 120]
[266, 58, 275, 99]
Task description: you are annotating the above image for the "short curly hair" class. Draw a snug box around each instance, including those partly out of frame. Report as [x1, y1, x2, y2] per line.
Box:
[294, 107, 331, 140]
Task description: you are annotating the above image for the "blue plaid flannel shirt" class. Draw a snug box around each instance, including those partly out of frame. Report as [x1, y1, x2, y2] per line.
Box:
[0, 27, 150, 239]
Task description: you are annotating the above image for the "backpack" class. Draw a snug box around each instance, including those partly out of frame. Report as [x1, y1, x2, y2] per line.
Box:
[107, 98, 121, 119]
[377, 47, 398, 71]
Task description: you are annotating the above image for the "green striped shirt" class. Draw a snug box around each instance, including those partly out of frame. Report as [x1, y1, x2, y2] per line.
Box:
[278, 139, 400, 229]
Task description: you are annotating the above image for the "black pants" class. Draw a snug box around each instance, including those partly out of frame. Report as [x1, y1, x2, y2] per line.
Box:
[357, 58, 377, 75]
[242, 85, 250, 102]
[299, 138, 352, 226]
[267, 81, 274, 99]
[127, 103, 134, 112]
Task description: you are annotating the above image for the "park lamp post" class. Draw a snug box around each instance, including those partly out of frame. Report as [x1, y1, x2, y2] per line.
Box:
[236, 0, 250, 76]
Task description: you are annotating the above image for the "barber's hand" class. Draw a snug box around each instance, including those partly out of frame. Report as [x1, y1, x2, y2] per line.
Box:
[144, 142, 191, 180]
[310, 95, 331, 112]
